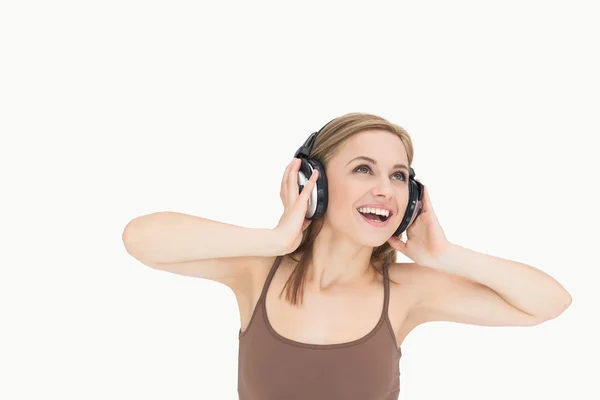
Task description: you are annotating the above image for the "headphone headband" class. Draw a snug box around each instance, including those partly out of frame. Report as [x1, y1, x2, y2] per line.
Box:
[293, 131, 318, 159]
[293, 117, 337, 159]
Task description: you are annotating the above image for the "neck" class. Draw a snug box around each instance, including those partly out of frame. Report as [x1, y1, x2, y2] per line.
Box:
[303, 223, 376, 291]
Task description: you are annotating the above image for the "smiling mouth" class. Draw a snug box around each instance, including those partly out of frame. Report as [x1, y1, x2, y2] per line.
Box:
[357, 208, 392, 222]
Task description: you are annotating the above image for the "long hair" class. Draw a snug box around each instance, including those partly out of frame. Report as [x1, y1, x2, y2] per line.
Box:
[279, 112, 415, 306]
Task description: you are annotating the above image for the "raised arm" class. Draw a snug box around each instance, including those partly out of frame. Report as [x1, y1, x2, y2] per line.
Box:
[122, 212, 280, 286]
[122, 158, 319, 288]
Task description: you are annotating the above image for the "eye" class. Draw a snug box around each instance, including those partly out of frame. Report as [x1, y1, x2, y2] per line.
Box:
[353, 165, 407, 181]
[355, 165, 371, 174]
[392, 171, 407, 181]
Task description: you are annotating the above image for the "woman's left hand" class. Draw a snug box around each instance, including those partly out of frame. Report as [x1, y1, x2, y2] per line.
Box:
[387, 184, 451, 269]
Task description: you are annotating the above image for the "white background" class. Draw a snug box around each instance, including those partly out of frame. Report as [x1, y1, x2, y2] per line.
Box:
[1, 1, 598, 399]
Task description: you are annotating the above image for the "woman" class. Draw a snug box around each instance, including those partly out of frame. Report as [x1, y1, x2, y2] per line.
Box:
[122, 112, 572, 399]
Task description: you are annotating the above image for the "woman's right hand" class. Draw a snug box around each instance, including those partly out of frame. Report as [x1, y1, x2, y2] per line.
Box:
[272, 158, 319, 255]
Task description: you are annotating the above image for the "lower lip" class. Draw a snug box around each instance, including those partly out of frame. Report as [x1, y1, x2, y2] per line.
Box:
[357, 209, 392, 228]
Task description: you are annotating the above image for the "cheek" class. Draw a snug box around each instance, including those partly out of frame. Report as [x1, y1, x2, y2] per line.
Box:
[326, 184, 357, 218]
[329, 182, 359, 206]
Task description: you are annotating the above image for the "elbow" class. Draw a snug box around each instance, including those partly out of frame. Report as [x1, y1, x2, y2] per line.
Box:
[122, 217, 146, 257]
[122, 219, 139, 247]
[530, 291, 572, 325]
[550, 288, 573, 318]
[122, 213, 158, 244]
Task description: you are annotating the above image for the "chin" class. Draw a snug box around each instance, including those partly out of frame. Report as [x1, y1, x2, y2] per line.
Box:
[360, 235, 392, 248]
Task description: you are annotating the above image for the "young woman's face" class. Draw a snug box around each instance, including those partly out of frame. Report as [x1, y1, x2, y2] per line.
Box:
[323, 130, 410, 247]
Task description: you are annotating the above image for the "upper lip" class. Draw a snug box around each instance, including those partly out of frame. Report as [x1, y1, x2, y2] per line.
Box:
[357, 204, 394, 216]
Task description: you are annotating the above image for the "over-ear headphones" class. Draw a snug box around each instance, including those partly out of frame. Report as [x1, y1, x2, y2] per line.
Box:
[294, 119, 424, 237]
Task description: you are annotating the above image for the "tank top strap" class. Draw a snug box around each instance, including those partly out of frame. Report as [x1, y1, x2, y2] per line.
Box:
[256, 255, 283, 306]
[382, 262, 391, 315]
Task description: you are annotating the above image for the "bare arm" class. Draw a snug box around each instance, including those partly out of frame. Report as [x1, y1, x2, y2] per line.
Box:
[121, 158, 320, 287]
[122, 212, 282, 286]
[122, 211, 281, 262]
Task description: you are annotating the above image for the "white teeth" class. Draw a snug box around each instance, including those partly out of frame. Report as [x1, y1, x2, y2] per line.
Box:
[358, 207, 390, 217]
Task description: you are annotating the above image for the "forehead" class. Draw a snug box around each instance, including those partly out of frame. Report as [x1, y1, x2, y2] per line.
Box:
[333, 130, 408, 164]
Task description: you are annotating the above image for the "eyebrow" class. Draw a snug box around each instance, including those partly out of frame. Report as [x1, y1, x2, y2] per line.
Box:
[346, 156, 409, 171]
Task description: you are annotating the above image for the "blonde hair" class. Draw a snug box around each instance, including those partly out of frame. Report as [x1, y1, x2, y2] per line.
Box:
[280, 112, 415, 306]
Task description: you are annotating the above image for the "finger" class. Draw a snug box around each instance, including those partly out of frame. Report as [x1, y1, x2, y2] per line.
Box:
[301, 218, 312, 231]
[298, 169, 318, 203]
[421, 185, 431, 213]
[388, 236, 407, 254]
[281, 158, 297, 203]
[281, 159, 293, 195]
[287, 158, 302, 203]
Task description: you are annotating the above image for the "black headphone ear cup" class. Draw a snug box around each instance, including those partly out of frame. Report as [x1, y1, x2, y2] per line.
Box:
[393, 177, 424, 237]
[298, 158, 328, 219]
[309, 159, 328, 219]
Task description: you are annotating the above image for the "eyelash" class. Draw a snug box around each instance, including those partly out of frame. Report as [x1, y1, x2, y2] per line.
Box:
[354, 165, 407, 181]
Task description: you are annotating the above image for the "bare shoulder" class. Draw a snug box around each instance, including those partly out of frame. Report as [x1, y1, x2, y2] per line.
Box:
[233, 256, 277, 297]
[386, 262, 430, 307]
[386, 262, 449, 329]
[389, 260, 455, 282]
[231, 255, 283, 333]
[387, 261, 453, 300]
[380, 262, 434, 345]
[387, 261, 427, 284]
[227, 255, 278, 304]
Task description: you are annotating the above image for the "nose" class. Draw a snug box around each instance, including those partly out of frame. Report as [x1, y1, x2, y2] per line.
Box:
[371, 178, 394, 199]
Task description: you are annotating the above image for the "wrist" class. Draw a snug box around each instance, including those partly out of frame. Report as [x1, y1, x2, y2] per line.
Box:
[257, 228, 286, 257]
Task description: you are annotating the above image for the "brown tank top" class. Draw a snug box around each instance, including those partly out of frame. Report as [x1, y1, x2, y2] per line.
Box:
[238, 256, 402, 400]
